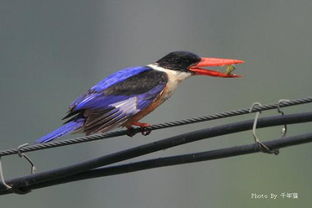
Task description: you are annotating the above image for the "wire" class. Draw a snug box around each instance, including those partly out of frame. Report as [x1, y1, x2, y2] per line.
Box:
[1, 111, 312, 194]
[0, 97, 311, 157]
[28, 131, 312, 192]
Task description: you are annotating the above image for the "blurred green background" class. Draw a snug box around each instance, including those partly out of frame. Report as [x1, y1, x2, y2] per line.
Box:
[1, 0, 312, 207]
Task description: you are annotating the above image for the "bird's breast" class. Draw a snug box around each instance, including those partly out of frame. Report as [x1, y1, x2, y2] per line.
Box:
[124, 65, 192, 127]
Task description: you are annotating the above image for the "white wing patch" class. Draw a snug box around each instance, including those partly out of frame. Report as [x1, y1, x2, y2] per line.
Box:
[110, 96, 140, 115]
[84, 96, 141, 134]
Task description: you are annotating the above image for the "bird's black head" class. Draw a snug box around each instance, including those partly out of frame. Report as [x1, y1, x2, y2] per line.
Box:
[156, 51, 201, 72]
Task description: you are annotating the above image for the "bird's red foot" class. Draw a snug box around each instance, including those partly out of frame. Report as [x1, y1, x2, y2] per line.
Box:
[126, 122, 152, 137]
[132, 121, 151, 128]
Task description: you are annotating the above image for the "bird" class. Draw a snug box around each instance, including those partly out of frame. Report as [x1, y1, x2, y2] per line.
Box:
[36, 51, 244, 143]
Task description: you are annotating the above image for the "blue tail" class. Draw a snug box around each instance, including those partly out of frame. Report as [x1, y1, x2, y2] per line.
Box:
[36, 119, 85, 143]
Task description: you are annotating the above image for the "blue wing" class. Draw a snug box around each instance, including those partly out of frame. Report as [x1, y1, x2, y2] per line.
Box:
[64, 66, 168, 135]
[69, 66, 151, 111]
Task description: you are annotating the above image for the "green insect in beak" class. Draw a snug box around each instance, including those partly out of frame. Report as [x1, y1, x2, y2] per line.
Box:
[225, 65, 236, 75]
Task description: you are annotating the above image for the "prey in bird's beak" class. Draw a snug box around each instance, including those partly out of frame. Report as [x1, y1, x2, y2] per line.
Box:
[189, 57, 245, 78]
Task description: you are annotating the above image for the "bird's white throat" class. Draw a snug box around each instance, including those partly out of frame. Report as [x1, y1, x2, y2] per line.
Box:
[147, 64, 192, 82]
[147, 64, 192, 99]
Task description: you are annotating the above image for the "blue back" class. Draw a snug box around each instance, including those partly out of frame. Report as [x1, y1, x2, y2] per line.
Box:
[70, 66, 151, 110]
[91, 66, 150, 92]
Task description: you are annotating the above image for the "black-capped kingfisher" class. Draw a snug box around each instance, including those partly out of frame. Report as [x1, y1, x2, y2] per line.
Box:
[36, 51, 244, 143]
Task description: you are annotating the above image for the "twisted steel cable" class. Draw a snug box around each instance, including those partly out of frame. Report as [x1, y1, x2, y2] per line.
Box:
[0, 97, 311, 157]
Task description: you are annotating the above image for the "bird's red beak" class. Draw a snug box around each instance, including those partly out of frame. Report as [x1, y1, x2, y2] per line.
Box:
[189, 57, 245, 78]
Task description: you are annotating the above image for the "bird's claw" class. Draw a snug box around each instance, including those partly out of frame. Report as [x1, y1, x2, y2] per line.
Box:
[126, 127, 152, 137]
[126, 121, 152, 136]
[256, 141, 279, 155]
[126, 127, 137, 137]
[140, 127, 151, 136]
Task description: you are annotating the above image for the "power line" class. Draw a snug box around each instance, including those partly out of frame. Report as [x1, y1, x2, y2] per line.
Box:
[1, 111, 312, 195]
[0, 97, 311, 157]
[28, 131, 312, 193]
